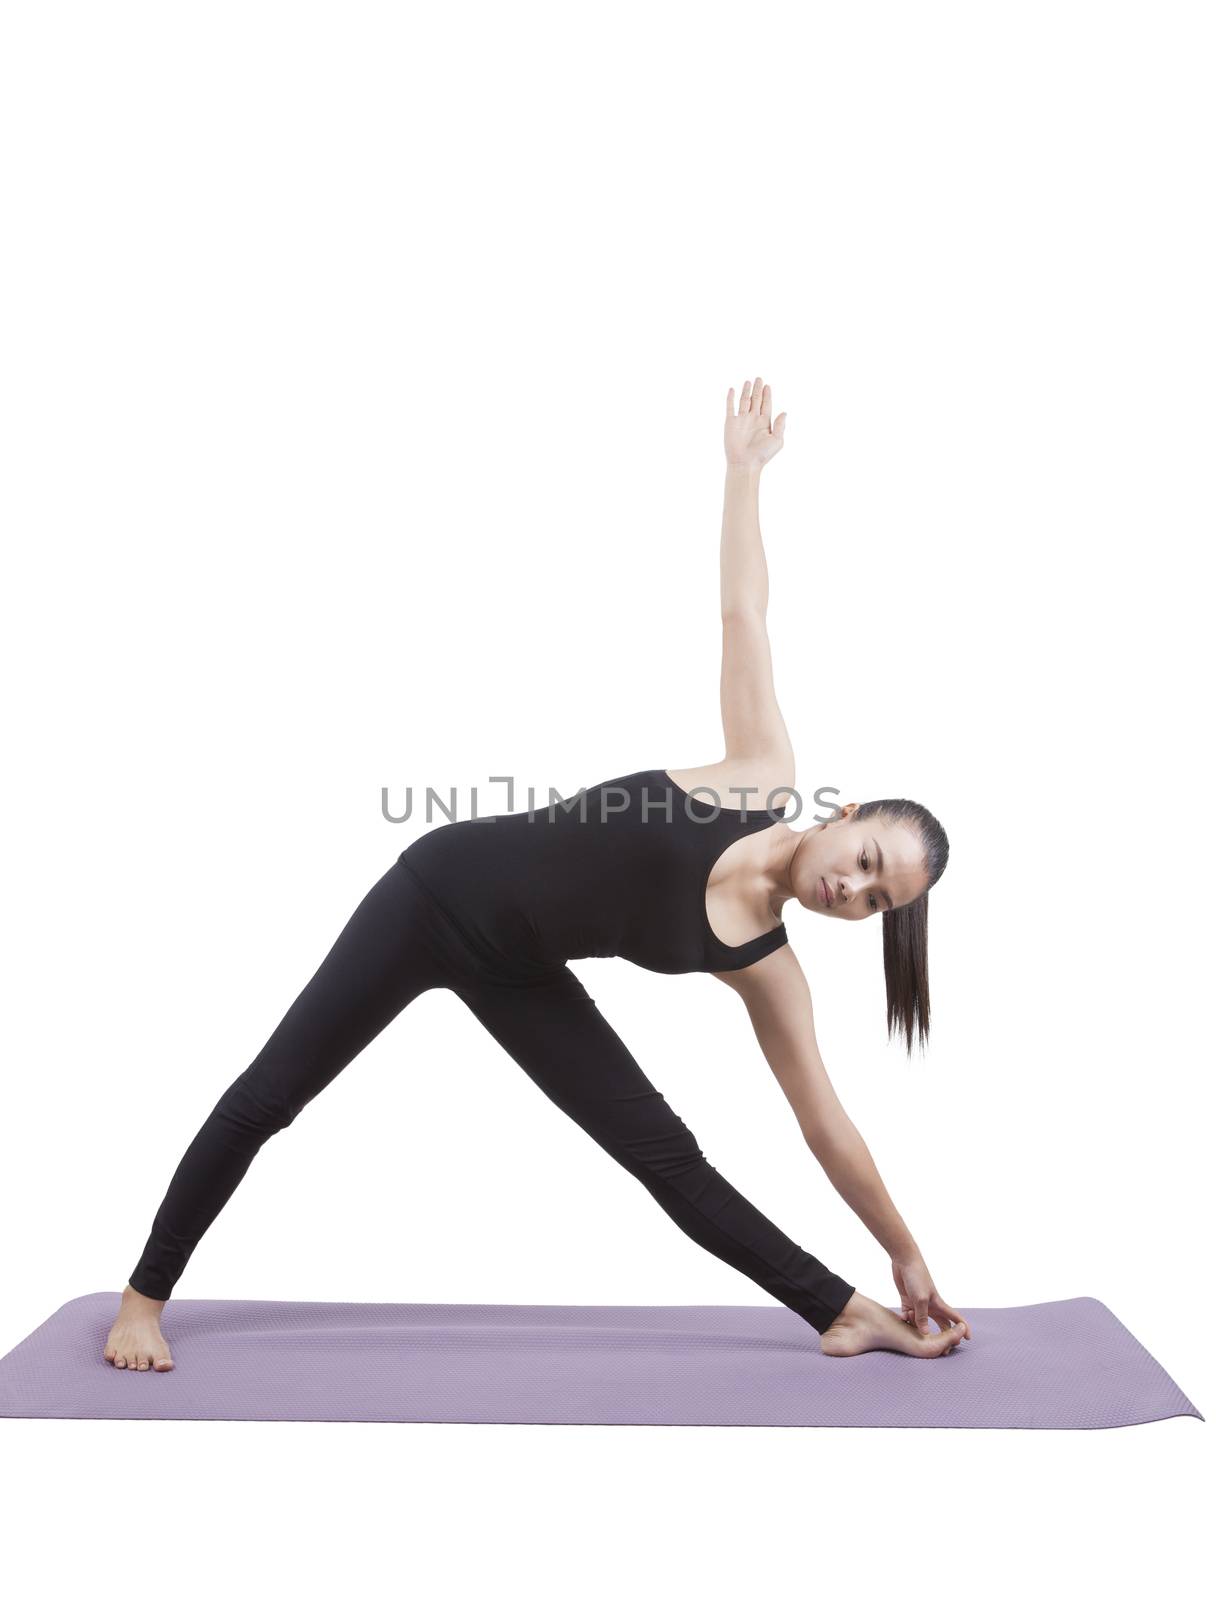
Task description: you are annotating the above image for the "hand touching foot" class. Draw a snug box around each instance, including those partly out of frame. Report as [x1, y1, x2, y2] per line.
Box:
[820, 1291, 970, 1358]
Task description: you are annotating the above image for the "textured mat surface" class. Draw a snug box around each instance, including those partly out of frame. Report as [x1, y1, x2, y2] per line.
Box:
[0, 1293, 1202, 1428]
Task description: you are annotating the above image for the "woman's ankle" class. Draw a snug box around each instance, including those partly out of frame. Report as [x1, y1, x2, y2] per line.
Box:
[122, 1282, 166, 1310]
[822, 1289, 860, 1329]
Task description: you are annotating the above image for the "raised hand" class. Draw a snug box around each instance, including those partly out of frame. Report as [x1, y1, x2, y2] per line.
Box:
[724, 374, 787, 471]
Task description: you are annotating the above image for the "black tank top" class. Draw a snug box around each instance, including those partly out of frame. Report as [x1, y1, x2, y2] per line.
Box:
[399, 767, 789, 977]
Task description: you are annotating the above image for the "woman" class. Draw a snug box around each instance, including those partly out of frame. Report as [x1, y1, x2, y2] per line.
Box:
[105, 376, 970, 1373]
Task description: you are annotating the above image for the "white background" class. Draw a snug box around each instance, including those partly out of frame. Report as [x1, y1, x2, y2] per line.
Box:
[1, 1, 1210, 1595]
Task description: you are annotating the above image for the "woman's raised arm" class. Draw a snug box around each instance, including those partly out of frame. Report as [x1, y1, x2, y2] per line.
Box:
[719, 378, 794, 768]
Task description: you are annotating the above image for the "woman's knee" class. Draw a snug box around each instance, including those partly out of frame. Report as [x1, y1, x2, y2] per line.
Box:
[214, 1061, 301, 1140]
[615, 1114, 707, 1186]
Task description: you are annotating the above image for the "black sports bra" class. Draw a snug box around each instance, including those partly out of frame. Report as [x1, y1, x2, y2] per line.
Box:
[399, 767, 789, 976]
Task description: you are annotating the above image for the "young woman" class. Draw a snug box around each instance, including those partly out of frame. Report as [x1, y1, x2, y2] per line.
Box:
[105, 376, 969, 1373]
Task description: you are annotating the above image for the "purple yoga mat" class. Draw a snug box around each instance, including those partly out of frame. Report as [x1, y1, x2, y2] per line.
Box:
[0, 1292, 1201, 1428]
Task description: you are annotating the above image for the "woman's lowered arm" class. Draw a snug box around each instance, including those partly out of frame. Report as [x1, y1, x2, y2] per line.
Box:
[719, 947, 970, 1337]
[715, 945, 921, 1261]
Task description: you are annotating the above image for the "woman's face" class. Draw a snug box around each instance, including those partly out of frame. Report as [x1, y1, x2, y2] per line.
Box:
[792, 806, 930, 921]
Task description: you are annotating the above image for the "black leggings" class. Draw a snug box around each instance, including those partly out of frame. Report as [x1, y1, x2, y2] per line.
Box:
[127, 859, 856, 1334]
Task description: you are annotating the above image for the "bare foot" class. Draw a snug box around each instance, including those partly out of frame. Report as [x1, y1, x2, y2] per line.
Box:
[820, 1291, 968, 1358]
[104, 1284, 174, 1372]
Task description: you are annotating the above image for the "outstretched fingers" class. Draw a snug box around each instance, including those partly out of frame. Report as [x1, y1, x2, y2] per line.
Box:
[727, 376, 786, 446]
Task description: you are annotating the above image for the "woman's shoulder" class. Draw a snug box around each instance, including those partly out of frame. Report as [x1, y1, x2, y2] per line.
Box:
[663, 757, 795, 814]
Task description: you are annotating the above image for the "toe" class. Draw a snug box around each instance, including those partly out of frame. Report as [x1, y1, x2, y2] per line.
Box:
[915, 1330, 951, 1357]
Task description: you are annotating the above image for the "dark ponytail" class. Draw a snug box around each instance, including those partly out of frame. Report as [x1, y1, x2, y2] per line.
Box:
[852, 797, 949, 1054]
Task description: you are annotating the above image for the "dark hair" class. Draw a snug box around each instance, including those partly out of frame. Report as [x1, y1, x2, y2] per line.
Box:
[851, 797, 949, 1055]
